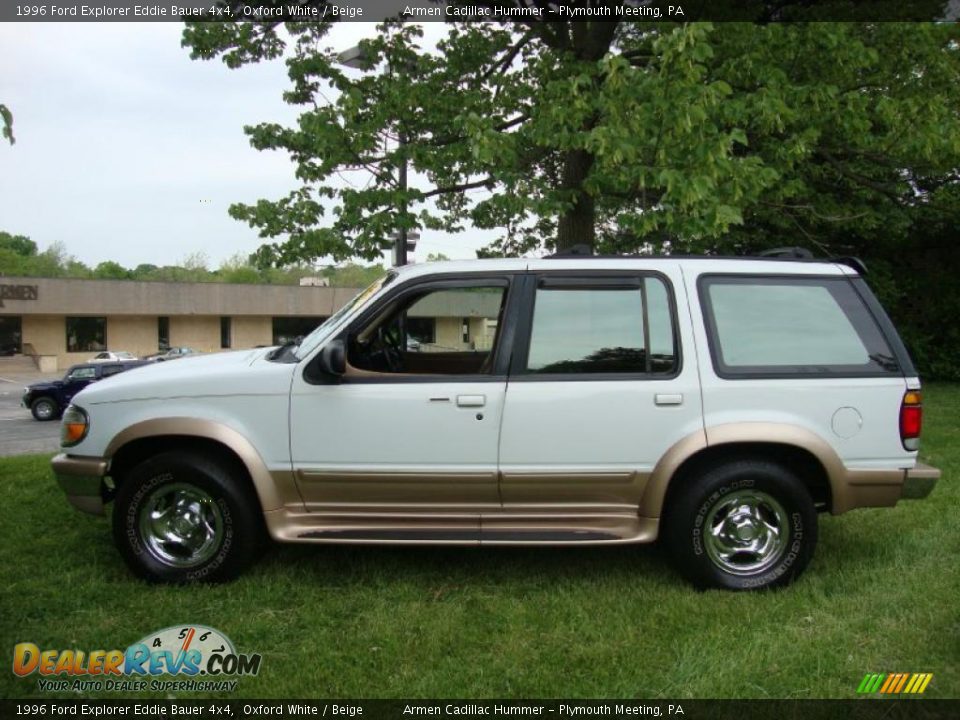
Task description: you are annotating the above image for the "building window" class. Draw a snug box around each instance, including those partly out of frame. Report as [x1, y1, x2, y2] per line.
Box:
[272, 316, 326, 346]
[158, 316, 170, 351]
[0, 316, 22, 355]
[220, 317, 232, 349]
[406, 317, 436, 345]
[66, 317, 107, 353]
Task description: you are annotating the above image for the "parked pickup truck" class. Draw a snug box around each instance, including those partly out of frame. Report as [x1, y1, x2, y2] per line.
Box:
[50, 254, 940, 590]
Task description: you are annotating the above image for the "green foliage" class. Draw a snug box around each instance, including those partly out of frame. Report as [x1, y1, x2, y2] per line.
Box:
[0, 231, 35, 257]
[181, 19, 960, 261]
[0, 103, 13, 145]
[320, 262, 387, 288]
[0, 231, 381, 289]
[92, 261, 131, 280]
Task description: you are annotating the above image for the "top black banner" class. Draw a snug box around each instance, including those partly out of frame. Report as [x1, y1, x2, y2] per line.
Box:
[3, 0, 959, 23]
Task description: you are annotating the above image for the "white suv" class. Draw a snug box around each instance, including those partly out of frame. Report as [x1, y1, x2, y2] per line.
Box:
[51, 255, 940, 590]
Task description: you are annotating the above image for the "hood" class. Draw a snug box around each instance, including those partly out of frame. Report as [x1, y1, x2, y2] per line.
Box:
[72, 347, 295, 406]
[27, 379, 62, 391]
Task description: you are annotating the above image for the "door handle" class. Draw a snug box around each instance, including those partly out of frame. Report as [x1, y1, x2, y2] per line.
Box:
[456, 394, 486, 408]
[654, 393, 683, 406]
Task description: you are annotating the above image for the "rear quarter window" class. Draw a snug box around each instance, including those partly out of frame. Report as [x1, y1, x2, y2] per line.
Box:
[698, 275, 900, 378]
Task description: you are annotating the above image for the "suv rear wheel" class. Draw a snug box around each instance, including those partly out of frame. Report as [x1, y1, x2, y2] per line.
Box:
[664, 459, 817, 591]
[112, 451, 264, 583]
[31, 397, 59, 421]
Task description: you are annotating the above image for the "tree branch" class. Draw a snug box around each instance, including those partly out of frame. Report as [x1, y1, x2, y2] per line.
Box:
[421, 177, 495, 198]
[481, 29, 536, 82]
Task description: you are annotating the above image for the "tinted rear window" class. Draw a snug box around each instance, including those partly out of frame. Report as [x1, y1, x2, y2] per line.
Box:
[699, 275, 899, 378]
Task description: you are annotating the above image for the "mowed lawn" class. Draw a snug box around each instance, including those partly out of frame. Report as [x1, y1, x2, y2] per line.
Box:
[1, 386, 957, 700]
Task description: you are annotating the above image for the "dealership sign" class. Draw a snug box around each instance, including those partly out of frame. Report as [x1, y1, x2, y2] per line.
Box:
[0, 283, 38, 308]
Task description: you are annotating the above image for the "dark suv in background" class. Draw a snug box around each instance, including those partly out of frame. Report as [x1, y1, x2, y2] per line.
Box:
[22, 360, 148, 421]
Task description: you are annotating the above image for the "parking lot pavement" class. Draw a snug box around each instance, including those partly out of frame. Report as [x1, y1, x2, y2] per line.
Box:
[0, 377, 61, 457]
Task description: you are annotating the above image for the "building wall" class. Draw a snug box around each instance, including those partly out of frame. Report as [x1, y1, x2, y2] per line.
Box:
[231, 316, 272, 350]
[432, 316, 496, 352]
[108, 315, 160, 359]
[169, 316, 220, 354]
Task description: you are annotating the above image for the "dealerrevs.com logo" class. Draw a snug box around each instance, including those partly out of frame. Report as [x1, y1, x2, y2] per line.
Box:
[13, 625, 261, 693]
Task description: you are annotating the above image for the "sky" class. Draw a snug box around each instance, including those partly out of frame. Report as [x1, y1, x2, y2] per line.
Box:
[0, 22, 495, 270]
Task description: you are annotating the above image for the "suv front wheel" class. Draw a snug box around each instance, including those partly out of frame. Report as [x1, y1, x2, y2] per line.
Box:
[664, 459, 818, 591]
[112, 451, 264, 583]
[31, 397, 59, 421]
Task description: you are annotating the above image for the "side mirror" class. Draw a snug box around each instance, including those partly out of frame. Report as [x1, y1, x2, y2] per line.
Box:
[317, 339, 346, 377]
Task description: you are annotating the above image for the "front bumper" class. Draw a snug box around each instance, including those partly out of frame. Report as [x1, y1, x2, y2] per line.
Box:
[52, 453, 108, 516]
[901, 461, 940, 500]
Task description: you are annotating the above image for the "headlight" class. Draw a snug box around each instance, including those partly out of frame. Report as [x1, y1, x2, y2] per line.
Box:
[61, 405, 90, 447]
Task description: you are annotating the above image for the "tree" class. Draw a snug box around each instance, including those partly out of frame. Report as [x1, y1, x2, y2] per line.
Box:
[183, 7, 959, 262]
[0, 231, 36, 257]
[93, 261, 132, 280]
[1, 103, 13, 145]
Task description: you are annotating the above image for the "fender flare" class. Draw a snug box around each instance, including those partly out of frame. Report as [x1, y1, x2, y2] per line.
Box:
[641, 423, 850, 516]
[105, 417, 288, 512]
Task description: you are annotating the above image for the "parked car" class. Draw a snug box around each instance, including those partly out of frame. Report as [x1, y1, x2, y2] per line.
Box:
[145, 347, 199, 362]
[22, 360, 147, 421]
[89, 351, 137, 363]
[50, 253, 939, 589]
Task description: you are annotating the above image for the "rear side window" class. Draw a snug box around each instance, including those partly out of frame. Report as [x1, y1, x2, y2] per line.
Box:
[699, 275, 899, 378]
[524, 276, 677, 375]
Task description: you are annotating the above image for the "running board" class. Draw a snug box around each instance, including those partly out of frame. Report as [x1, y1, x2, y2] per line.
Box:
[263, 507, 659, 546]
[300, 529, 618, 543]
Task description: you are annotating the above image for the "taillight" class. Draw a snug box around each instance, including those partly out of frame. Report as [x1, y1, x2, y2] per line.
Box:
[900, 390, 923, 451]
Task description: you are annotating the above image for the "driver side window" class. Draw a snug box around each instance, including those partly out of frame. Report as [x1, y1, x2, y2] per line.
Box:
[348, 284, 507, 376]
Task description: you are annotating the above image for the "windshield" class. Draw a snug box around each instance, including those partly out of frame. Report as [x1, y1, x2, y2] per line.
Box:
[293, 272, 396, 360]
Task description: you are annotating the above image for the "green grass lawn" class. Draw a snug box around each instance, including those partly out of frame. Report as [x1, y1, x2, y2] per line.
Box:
[1, 385, 958, 700]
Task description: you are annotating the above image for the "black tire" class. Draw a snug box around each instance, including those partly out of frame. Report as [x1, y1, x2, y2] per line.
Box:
[664, 459, 817, 591]
[112, 451, 264, 583]
[31, 397, 59, 421]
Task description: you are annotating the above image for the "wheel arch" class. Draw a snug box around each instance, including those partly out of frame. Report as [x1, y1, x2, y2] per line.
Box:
[644, 424, 848, 519]
[105, 418, 291, 513]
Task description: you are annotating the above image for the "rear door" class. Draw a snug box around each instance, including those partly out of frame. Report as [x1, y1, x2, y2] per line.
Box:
[497, 266, 703, 513]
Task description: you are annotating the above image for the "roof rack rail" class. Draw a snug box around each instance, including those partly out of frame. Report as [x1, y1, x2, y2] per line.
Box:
[832, 256, 868, 275]
[758, 246, 814, 259]
[545, 244, 594, 259]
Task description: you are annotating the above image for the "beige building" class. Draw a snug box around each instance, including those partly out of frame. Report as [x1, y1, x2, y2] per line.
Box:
[0, 276, 500, 371]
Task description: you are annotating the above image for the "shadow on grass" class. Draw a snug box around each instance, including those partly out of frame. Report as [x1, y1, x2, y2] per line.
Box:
[250, 539, 679, 591]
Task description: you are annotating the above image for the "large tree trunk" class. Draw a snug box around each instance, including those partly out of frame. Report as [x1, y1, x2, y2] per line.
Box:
[556, 148, 597, 252]
[553, 22, 618, 254]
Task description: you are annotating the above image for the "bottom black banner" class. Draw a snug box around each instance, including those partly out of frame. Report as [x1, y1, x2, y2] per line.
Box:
[1, 700, 959, 720]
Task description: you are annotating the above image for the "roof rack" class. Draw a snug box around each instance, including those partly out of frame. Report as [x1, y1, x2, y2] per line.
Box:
[545, 244, 594, 258]
[750, 247, 868, 274]
[540, 244, 868, 274]
[758, 246, 814, 259]
[832, 256, 868, 275]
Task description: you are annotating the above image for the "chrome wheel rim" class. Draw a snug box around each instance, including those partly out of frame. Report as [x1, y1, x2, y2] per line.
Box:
[703, 489, 789, 576]
[35, 401, 53, 419]
[139, 483, 224, 568]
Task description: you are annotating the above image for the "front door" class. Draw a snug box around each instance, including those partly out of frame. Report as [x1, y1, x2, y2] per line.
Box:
[289, 275, 516, 513]
[63, 365, 100, 403]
